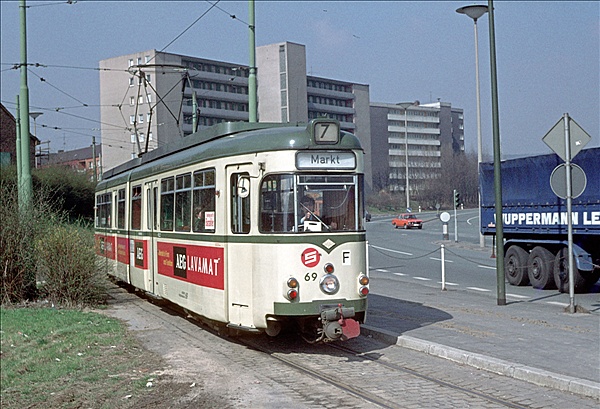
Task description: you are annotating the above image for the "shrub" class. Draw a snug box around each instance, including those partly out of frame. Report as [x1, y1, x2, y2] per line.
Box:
[0, 169, 54, 303]
[33, 166, 96, 222]
[35, 223, 106, 307]
[1, 166, 104, 306]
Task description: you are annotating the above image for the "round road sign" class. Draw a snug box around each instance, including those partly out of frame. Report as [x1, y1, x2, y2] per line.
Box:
[550, 163, 587, 199]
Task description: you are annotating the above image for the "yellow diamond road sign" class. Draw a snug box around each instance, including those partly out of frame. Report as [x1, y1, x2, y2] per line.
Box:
[542, 116, 591, 162]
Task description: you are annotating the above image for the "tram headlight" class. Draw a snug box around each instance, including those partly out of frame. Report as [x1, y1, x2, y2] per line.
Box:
[319, 274, 339, 295]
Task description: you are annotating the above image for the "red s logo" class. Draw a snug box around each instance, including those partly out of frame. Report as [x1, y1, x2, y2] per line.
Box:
[301, 248, 320, 268]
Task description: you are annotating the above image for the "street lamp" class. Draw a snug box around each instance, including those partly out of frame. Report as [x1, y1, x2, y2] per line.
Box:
[396, 102, 413, 211]
[457, 4, 488, 248]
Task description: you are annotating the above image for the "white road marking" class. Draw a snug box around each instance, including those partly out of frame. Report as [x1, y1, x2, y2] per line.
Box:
[370, 244, 413, 256]
[546, 301, 570, 307]
[376, 269, 390, 273]
[478, 265, 496, 270]
[467, 287, 491, 292]
[438, 281, 459, 286]
[393, 273, 407, 276]
[506, 293, 530, 299]
[413, 277, 432, 281]
[466, 215, 479, 225]
[430, 257, 453, 263]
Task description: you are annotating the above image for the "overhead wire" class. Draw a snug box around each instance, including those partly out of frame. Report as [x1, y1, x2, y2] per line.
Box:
[5, 0, 246, 154]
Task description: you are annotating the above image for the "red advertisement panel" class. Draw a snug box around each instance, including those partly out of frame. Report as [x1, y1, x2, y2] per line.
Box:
[117, 237, 129, 265]
[157, 242, 224, 290]
[95, 234, 115, 260]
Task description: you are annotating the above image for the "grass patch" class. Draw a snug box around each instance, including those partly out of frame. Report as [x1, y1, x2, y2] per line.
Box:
[1, 307, 166, 408]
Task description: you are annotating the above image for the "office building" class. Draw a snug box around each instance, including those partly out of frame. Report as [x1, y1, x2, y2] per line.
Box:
[99, 43, 372, 188]
[370, 101, 464, 194]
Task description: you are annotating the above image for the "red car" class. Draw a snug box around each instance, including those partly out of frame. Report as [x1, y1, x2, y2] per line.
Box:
[392, 213, 423, 229]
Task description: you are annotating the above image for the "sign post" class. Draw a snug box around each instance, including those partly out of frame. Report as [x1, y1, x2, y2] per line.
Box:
[542, 114, 591, 313]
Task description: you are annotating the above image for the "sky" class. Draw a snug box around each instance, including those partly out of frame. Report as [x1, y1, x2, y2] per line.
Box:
[1, 0, 598, 158]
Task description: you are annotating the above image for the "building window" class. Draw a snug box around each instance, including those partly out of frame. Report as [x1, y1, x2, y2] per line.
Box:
[147, 113, 151, 122]
[128, 59, 134, 67]
[129, 115, 135, 124]
[145, 55, 151, 63]
[137, 57, 142, 65]
[139, 114, 144, 124]
[131, 134, 136, 143]
[130, 96, 135, 106]
[146, 74, 151, 83]
[146, 94, 152, 103]
[138, 95, 144, 104]
[129, 77, 134, 87]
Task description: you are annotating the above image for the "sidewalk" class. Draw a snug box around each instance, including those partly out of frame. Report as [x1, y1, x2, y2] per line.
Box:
[362, 279, 600, 400]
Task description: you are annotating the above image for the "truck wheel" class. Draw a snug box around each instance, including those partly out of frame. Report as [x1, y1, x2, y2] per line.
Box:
[527, 246, 556, 290]
[553, 247, 590, 293]
[505, 245, 529, 286]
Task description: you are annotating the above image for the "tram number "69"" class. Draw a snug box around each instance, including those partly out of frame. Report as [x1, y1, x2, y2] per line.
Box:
[305, 272, 318, 281]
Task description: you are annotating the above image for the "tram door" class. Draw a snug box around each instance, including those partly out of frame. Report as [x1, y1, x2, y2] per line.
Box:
[145, 181, 158, 294]
[226, 165, 254, 328]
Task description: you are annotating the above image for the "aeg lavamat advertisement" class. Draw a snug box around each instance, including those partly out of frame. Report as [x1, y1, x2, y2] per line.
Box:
[95, 234, 115, 259]
[157, 242, 224, 290]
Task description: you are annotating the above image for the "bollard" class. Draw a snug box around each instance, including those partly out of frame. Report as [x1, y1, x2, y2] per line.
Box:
[442, 222, 449, 240]
[441, 244, 446, 291]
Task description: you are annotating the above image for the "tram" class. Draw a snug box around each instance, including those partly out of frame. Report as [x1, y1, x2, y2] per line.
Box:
[95, 119, 369, 342]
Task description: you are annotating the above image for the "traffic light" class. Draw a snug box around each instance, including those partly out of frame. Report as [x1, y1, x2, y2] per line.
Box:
[453, 190, 461, 208]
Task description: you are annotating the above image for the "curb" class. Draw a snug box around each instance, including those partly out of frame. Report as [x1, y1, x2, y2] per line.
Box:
[361, 325, 600, 401]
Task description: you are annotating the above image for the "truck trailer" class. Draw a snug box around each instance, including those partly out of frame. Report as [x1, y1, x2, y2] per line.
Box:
[480, 147, 599, 293]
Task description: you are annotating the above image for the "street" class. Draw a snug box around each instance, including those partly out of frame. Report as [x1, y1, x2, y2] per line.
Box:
[366, 210, 600, 313]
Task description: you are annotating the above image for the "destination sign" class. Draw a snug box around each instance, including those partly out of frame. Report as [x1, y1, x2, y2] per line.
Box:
[296, 151, 356, 170]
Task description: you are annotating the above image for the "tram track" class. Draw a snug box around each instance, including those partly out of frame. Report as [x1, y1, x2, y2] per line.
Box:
[241, 335, 531, 409]
[329, 343, 528, 409]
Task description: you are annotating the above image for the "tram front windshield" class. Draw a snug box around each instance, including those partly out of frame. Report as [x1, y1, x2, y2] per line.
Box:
[260, 174, 364, 233]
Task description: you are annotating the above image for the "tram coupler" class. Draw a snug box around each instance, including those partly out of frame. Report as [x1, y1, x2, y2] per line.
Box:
[320, 304, 360, 341]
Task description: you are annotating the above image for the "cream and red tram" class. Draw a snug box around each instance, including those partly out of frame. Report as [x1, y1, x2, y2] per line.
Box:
[95, 119, 369, 342]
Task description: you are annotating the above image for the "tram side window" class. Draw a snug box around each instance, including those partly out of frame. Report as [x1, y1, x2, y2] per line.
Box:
[117, 188, 126, 229]
[231, 173, 250, 234]
[160, 177, 175, 231]
[193, 169, 216, 233]
[175, 173, 192, 232]
[131, 185, 142, 230]
[95, 193, 112, 228]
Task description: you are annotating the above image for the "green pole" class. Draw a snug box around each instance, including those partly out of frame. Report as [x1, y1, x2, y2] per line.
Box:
[16, 95, 22, 191]
[488, 0, 506, 306]
[19, 0, 33, 212]
[92, 136, 97, 183]
[248, 0, 257, 122]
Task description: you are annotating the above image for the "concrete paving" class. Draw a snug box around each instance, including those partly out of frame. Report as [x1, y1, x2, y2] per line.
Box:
[362, 277, 600, 400]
